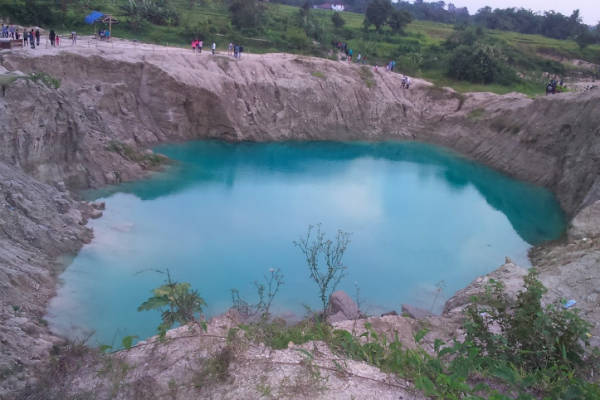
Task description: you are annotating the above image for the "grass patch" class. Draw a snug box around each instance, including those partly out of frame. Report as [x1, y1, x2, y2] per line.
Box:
[467, 108, 485, 121]
[29, 72, 61, 89]
[105, 141, 165, 167]
[358, 66, 376, 89]
[311, 71, 326, 79]
[193, 346, 234, 389]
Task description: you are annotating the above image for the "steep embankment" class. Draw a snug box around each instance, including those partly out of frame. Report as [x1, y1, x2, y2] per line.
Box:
[0, 41, 599, 398]
[2, 43, 599, 215]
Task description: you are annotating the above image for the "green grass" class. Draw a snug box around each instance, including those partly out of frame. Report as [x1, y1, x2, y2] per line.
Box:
[31, 0, 600, 95]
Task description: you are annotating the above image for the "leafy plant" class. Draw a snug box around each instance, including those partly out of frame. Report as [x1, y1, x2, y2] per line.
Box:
[138, 270, 207, 337]
[121, 335, 139, 349]
[231, 267, 284, 320]
[29, 72, 61, 89]
[294, 224, 351, 315]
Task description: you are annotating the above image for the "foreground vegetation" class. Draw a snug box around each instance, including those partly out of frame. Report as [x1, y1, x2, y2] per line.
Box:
[2, 0, 599, 96]
[19, 224, 600, 399]
[128, 227, 599, 399]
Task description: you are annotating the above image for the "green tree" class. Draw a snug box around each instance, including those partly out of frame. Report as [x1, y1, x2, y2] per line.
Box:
[575, 29, 597, 49]
[388, 9, 412, 34]
[331, 12, 345, 28]
[364, 0, 392, 32]
[227, 0, 265, 30]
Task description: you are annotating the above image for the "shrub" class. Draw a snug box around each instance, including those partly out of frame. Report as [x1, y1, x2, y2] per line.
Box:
[464, 268, 592, 372]
[138, 270, 207, 337]
[294, 224, 351, 315]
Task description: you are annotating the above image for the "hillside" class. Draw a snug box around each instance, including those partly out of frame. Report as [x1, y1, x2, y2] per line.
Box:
[2, 0, 599, 96]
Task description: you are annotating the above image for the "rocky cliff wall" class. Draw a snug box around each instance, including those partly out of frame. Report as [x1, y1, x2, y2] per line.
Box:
[2, 46, 599, 216]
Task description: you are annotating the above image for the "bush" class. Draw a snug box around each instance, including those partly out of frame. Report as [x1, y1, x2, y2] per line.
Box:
[120, 0, 180, 27]
[464, 268, 592, 372]
[446, 43, 517, 85]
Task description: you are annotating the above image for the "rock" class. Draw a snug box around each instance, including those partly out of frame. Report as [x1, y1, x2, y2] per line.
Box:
[53, 197, 70, 214]
[327, 290, 360, 322]
[401, 304, 433, 320]
[327, 311, 349, 323]
[91, 201, 106, 210]
[569, 200, 600, 239]
[381, 310, 398, 317]
[90, 209, 103, 219]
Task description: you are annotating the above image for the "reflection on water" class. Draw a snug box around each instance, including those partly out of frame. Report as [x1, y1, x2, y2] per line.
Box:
[48, 141, 566, 347]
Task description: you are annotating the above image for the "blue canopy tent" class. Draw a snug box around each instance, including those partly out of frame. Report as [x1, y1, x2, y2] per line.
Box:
[84, 11, 104, 25]
[84, 11, 117, 41]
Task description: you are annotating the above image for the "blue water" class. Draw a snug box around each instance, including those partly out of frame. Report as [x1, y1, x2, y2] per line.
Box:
[47, 141, 566, 347]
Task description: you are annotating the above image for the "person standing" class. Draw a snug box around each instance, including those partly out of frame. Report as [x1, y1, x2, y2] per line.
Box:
[234, 44, 239, 59]
[49, 30, 55, 47]
[238, 45, 243, 59]
[211, 42, 216, 55]
[198, 39, 203, 54]
[55, 33, 59, 46]
[228, 42, 233, 56]
[71, 31, 77, 45]
[35, 28, 40, 46]
[30, 29, 35, 49]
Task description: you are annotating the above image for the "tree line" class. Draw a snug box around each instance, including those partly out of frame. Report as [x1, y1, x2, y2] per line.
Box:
[272, 0, 600, 45]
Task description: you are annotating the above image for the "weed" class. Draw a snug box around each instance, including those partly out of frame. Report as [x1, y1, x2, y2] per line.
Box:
[194, 346, 234, 388]
[467, 108, 485, 121]
[256, 375, 273, 398]
[167, 378, 178, 399]
[294, 224, 351, 315]
[105, 141, 165, 167]
[231, 267, 284, 321]
[278, 349, 328, 398]
[311, 71, 326, 79]
[358, 66, 376, 88]
[29, 72, 61, 89]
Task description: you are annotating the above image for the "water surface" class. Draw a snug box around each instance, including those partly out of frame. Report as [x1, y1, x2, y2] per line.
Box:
[47, 141, 565, 346]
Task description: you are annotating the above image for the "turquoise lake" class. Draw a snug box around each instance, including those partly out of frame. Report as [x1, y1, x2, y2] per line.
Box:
[47, 141, 566, 347]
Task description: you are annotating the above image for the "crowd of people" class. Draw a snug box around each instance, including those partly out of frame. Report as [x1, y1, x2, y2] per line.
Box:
[97, 28, 110, 41]
[334, 40, 412, 89]
[1, 24, 17, 38]
[191, 39, 244, 58]
[546, 77, 564, 95]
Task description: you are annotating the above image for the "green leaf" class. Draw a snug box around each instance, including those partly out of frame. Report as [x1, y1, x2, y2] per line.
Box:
[137, 295, 170, 311]
[99, 344, 113, 353]
[122, 335, 139, 349]
[414, 328, 429, 344]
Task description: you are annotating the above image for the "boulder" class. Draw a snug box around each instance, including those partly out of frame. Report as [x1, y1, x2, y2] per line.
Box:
[401, 304, 433, 320]
[327, 290, 360, 322]
[569, 200, 600, 239]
